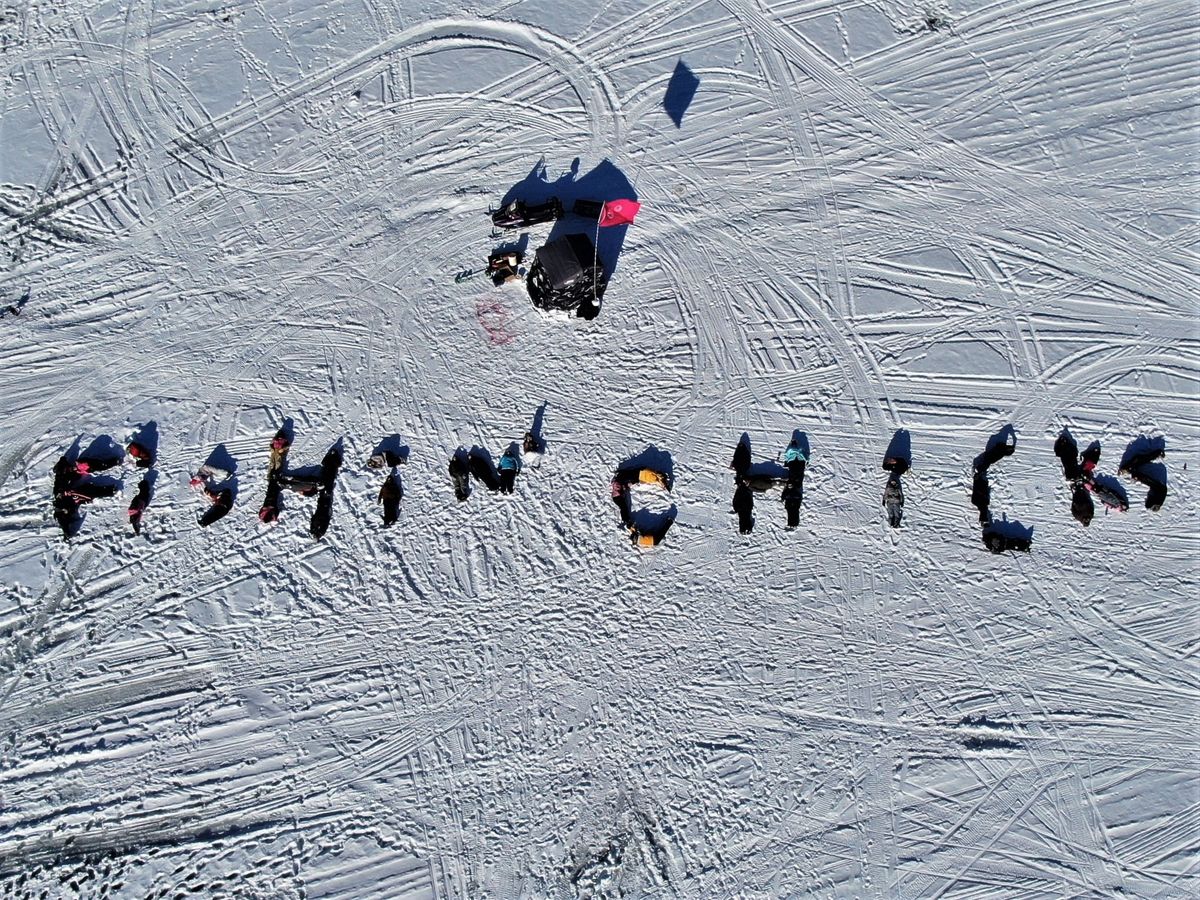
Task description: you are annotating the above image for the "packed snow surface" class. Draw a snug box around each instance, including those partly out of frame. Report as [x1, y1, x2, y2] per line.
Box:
[1, 0, 1198, 896]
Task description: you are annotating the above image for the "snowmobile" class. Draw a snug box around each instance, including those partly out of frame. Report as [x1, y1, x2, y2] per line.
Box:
[1086, 479, 1129, 513]
[526, 233, 606, 319]
[1124, 465, 1167, 511]
[883, 476, 903, 528]
[278, 472, 323, 496]
[490, 197, 562, 230]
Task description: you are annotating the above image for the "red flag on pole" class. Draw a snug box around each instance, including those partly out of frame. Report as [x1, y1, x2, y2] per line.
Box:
[598, 199, 641, 227]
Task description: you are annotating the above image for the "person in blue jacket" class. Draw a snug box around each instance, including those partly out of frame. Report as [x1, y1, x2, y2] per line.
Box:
[498, 445, 521, 494]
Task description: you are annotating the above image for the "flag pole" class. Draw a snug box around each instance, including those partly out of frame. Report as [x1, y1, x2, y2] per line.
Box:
[592, 206, 601, 304]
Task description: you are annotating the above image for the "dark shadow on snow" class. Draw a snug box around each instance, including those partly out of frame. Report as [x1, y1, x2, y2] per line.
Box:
[130, 421, 158, 460]
[885, 428, 912, 471]
[788, 429, 811, 462]
[205, 443, 239, 476]
[663, 59, 699, 127]
[616, 445, 674, 490]
[1090, 472, 1129, 507]
[527, 402, 548, 453]
[974, 425, 1016, 471]
[371, 434, 409, 467]
[982, 516, 1034, 553]
[78, 434, 124, 472]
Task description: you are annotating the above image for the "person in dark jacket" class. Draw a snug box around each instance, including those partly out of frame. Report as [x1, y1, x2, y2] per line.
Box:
[497, 446, 521, 494]
[128, 478, 151, 534]
[127, 440, 155, 469]
[1080, 441, 1101, 478]
[732, 480, 754, 534]
[971, 470, 990, 524]
[449, 451, 471, 501]
[883, 475, 903, 528]
[378, 471, 402, 526]
[731, 437, 751, 478]
[1125, 466, 1167, 511]
[1053, 432, 1080, 481]
[1071, 483, 1094, 526]
[781, 478, 803, 529]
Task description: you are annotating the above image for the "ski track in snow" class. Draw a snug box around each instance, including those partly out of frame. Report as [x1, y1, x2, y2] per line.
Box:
[1, 0, 1197, 896]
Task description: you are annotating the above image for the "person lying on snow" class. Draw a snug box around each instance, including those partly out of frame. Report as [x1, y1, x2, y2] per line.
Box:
[497, 446, 521, 494]
[883, 475, 903, 528]
[449, 452, 470, 502]
[378, 471, 402, 527]
[732, 480, 754, 534]
[128, 479, 151, 534]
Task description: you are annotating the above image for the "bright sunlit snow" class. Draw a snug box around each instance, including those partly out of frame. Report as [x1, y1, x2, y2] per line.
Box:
[1, 0, 1197, 896]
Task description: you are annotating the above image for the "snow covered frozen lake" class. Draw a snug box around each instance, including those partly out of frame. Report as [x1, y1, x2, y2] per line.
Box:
[1, 0, 1197, 896]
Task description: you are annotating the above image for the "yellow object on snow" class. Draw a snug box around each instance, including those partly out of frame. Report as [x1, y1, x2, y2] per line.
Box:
[638, 469, 667, 488]
[637, 534, 656, 548]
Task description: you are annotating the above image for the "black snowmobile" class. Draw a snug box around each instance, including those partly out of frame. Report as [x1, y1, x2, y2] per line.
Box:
[983, 528, 1031, 554]
[490, 197, 563, 230]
